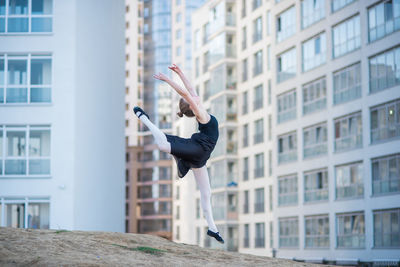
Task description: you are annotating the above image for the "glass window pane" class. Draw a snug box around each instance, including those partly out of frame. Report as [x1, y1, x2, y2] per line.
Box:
[31, 17, 52, 32]
[30, 87, 51, 103]
[5, 159, 26, 174]
[0, 0, 5, 15]
[0, 59, 4, 85]
[31, 59, 51, 85]
[29, 159, 50, 174]
[29, 130, 50, 156]
[0, 129, 3, 158]
[6, 87, 27, 103]
[8, 0, 28, 14]
[8, 60, 27, 85]
[31, 0, 52, 15]
[28, 203, 50, 229]
[5, 203, 25, 228]
[7, 17, 29, 32]
[7, 130, 26, 156]
[0, 18, 4, 33]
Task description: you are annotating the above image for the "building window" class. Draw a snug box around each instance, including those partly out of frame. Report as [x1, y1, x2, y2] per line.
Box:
[372, 153, 400, 195]
[255, 222, 265, 248]
[196, 198, 200, 218]
[244, 224, 250, 248]
[242, 91, 248, 115]
[242, 58, 248, 82]
[176, 46, 181, 56]
[253, 84, 263, 110]
[269, 221, 273, 248]
[176, 206, 180, 220]
[253, 50, 263, 77]
[332, 15, 361, 58]
[371, 99, 400, 143]
[0, 54, 52, 104]
[0, 0, 53, 33]
[335, 161, 363, 199]
[243, 157, 249, 181]
[267, 45, 271, 70]
[242, 26, 247, 50]
[253, 16, 262, 43]
[268, 80, 271, 106]
[276, 6, 296, 43]
[302, 77, 327, 115]
[241, 0, 246, 18]
[196, 227, 200, 245]
[195, 57, 199, 77]
[278, 131, 297, 164]
[268, 114, 272, 141]
[252, 0, 262, 10]
[0, 197, 50, 228]
[305, 215, 329, 248]
[369, 46, 400, 94]
[254, 119, 264, 144]
[143, 7, 149, 18]
[278, 174, 298, 206]
[304, 168, 328, 202]
[203, 22, 210, 44]
[176, 29, 181, 39]
[0, 125, 50, 176]
[176, 12, 181, 23]
[277, 89, 296, 124]
[302, 33, 326, 72]
[243, 190, 249, 213]
[333, 62, 361, 105]
[368, 0, 400, 43]
[373, 208, 400, 248]
[268, 150, 272, 176]
[303, 122, 327, 159]
[331, 0, 356, 13]
[243, 123, 249, 148]
[337, 212, 365, 248]
[279, 217, 299, 248]
[176, 225, 180, 240]
[301, 0, 325, 29]
[266, 10, 271, 35]
[254, 153, 264, 178]
[194, 29, 200, 50]
[277, 48, 296, 83]
[334, 112, 362, 152]
[254, 188, 264, 213]
[269, 185, 273, 211]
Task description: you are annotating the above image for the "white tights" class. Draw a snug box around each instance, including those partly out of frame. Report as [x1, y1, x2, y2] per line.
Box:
[137, 112, 218, 233]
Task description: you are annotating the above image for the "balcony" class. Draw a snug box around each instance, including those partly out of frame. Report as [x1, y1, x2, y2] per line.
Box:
[254, 168, 264, 178]
[336, 184, 364, 199]
[278, 109, 296, 124]
[303, 143, 327, 159]
[334, 134, 362, 152]
[304, 189, 328, 202]
[254, 203, 264, 213]
[278, 150, 297, 164]
[371, 124, 400, 143]
[254, 133, 264, 144]
[278, 193, 298, 206]
[373, 178, 400, 195]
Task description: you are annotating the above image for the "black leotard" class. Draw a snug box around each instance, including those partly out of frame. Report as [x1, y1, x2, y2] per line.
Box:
[166, 114, 219, 169]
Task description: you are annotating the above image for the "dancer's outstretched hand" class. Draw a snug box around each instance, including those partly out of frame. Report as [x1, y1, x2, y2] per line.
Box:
[168, 64, 181, 74]
[153, 72, 169, 81]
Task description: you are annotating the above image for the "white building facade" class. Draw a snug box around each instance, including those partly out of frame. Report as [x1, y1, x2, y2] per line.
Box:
[0, 0, 126, 232]
[184, 0, 400, 264]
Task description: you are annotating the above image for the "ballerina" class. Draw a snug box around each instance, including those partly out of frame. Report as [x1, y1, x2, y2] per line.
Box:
[133, 64, 224, 243]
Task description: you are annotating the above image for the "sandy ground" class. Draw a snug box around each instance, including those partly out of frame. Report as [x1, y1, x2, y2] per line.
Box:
[0, 227, 328, 267]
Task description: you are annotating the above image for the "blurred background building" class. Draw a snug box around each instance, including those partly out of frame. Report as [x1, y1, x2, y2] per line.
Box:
[125, 0, 399, 264]
[0, 0, 126, 232]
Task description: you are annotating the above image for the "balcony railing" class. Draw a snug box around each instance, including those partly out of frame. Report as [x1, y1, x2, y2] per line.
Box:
[138, 175, 152, 182]
[304, 189, 328, 202]
[254, 133, 264, 144]
[254, 168, 264, 178]
[373, 178, 400, 195]
[278, 193, 298, 206]
[335, 135, 362, 152]
[278, 150, 297, 164]
[371, 124, 400, 143]
[255, 237, 265, 248]
[337, 234, 365, 248]
[278, 109, 296, 124]
[303, 143, 327, 158]
[254, 203, 264, 213]
[336, 184, 364, 199]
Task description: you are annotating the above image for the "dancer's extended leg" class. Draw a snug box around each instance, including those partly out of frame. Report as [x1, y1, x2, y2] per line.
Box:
[192, 166, 218, 233]
[135, 110, 171, 153]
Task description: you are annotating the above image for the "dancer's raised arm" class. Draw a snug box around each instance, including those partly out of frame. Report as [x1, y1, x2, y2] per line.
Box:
[153, 72, 208, 122]
[168, 64, 198, 97]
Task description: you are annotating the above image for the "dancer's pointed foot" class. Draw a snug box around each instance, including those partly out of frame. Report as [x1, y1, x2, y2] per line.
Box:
[133, 106, 149, 119]
[207, 230, 224, 244]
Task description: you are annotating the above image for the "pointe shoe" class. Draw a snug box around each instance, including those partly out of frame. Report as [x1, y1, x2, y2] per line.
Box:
[133, 106, 149, 119]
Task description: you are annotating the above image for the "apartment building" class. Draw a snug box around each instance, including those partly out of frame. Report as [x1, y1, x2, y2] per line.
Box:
[125, 0, 174, 240]
[187, 0, 400, 263]
[0, 0, 125, 231]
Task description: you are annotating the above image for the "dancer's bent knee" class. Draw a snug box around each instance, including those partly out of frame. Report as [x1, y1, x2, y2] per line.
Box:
[157, 142, 171, 153]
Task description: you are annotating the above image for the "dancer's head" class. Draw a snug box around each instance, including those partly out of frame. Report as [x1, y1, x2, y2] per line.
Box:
[177, 98, 195, 117]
